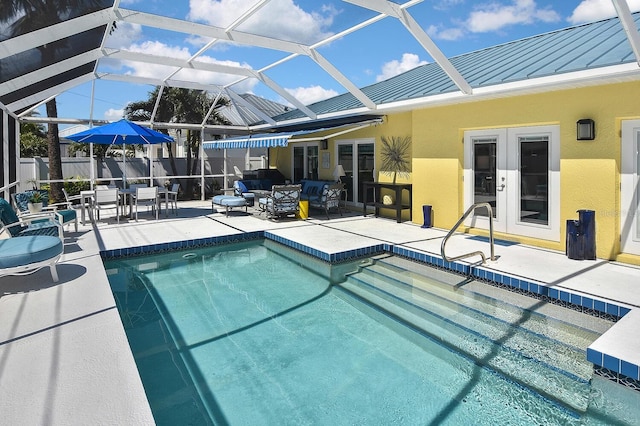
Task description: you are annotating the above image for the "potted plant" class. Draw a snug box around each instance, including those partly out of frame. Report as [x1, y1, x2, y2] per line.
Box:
[28, 191, 45, 213]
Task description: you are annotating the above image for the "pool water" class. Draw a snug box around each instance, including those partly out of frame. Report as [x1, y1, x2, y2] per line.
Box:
[104, 240, 640, 425]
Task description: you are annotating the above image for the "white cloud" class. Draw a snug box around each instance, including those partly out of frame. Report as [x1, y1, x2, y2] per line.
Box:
[427, 24, 465, 41]
[104, 108, 125, 121]
[376, 53, 428, 82]
[285, 85, 338, 105]
[104, 22, 143, 49]
[120, 41, 258, 93]
[568, 0, 640, 25]
[187, 0, 335, 44]
[467, 0, 561, 33]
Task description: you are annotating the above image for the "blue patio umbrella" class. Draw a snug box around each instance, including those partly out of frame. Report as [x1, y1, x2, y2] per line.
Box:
[66, 119, 174, 187]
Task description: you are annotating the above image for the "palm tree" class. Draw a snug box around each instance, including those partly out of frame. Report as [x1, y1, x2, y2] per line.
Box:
[125, 86, 230, 197]
[0, 0, 111, 201]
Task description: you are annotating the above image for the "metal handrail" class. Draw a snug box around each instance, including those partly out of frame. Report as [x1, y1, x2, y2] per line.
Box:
[441, 202, 497, 264]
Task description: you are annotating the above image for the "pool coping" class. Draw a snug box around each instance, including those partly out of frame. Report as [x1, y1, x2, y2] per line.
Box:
[101, 231, 640, 389]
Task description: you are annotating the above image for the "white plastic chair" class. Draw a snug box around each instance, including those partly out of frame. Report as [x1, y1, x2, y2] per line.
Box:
[158, 183, 179, 216]
[93, 188, 120, 224]
[133, 186, 158, 221]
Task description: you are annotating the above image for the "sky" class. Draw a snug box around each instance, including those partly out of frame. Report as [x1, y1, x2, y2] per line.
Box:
[39, 0, 640, 125]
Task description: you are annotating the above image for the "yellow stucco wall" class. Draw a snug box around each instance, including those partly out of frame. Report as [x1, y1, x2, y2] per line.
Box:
[408, 81, 640, 263]
[267, 81, 640, 263]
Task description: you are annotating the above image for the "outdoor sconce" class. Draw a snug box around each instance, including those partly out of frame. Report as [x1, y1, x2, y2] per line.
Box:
[321, 139, 328, 150]
[577, 119, 595, 140]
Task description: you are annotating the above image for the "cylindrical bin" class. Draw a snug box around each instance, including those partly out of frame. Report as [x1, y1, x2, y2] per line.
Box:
[297, 200, 309, 220]
[578, 209, 596, 260]
[566, 219, 584, 260]
[421, 205, 432, 228]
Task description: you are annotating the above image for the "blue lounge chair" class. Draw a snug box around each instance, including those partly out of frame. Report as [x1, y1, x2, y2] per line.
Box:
[0, 198, 64, 240]
[0, 198, 64, 282]
[12, 190, 78, 233]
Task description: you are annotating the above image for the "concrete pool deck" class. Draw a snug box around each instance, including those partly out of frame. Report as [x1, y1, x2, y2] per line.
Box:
[1, 200, 639, 424]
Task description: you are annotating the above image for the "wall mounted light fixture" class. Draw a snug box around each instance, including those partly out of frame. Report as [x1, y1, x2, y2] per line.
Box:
[320, 139, 328, 150]
[577, 119, 595, 140]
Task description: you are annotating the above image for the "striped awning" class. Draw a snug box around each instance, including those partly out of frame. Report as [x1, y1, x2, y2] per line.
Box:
[202, 117, 384, 150]
[202, 134, 292, 149]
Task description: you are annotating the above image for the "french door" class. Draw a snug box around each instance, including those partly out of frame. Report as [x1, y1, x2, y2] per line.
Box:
[336, 139, 375, 204]
[464, 125, 560, 241]
[621, 120, 640, 255]
[292, 143, 319, 181]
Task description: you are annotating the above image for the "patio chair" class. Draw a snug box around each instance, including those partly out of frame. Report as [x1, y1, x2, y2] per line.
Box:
[62, 188, 83, 208]
[93, 188, 121, 224]
[309, 183, 344, 219]
[0, 198, 64, 240]
[12, 190, 78, 232]
[133, 186, 158, 221]
[258, 184, 302, 220]
[158, 183, 179, 216]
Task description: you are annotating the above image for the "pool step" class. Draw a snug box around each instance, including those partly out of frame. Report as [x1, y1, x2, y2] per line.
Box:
[337, 259, 600, 414]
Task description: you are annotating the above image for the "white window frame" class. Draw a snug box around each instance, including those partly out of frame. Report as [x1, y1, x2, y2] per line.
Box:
[621, 119, 640, 255]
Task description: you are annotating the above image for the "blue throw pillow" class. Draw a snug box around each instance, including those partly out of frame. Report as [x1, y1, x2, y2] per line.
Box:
[236, 181, 248, 193]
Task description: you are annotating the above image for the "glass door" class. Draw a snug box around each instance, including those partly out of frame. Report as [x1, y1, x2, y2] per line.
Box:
[293, 144, 319, 182]
[465, 125, 559, 241]
[337, 139, 375, 204]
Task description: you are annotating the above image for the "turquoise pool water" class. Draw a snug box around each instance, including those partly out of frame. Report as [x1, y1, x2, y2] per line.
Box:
[104, 240, 640, 425]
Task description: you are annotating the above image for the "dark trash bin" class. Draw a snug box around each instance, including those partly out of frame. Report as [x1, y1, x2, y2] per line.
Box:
[421, 205, 432, 228]
[578, 209, 596, 260]
[566, 220, 584, 260]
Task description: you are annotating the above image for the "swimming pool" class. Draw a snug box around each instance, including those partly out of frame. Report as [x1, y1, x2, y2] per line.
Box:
[104, 239, 640, 425]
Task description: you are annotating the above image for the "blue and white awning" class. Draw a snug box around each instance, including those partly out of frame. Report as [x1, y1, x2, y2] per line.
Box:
[202, 133, 293, 149]
[202, 118, 384, 150]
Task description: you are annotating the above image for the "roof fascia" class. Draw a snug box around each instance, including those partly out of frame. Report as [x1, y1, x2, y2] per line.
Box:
[0, 8, 112, 60]
[612, 0, 640, 66]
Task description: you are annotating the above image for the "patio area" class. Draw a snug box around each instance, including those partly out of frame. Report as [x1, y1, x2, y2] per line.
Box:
[1, 200, 640, 424]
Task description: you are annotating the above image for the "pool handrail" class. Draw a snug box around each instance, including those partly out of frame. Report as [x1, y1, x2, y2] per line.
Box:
[441, 202, 497, 264]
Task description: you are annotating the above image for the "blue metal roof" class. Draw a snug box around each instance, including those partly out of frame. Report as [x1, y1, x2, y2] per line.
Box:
[274, 12, 640, 122]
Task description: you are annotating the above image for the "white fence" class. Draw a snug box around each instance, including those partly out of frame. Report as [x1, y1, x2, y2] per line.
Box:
[19, 154, 267, 196]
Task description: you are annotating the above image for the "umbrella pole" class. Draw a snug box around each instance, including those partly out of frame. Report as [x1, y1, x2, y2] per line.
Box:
[90, 143, 95, 189]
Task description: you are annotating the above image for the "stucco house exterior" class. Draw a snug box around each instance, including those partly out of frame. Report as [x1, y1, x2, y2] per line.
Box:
[263, 11, 640, 265]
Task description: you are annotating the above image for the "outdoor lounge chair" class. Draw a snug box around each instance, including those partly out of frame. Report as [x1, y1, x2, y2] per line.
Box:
[0, 235, 64, 282]
[12, 190, 78, 232]
[308, 182, 344, 219]
[0, 197, 64, 240]
[258, 184, 302, 220]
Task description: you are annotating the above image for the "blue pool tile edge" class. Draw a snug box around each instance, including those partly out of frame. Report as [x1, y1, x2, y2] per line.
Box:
[100, 231, 265, 259]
